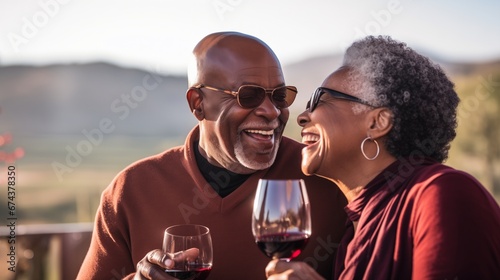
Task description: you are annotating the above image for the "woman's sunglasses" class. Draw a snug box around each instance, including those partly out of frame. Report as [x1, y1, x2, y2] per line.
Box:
[193, 84, 298, 109]
[306, 87, 375, 112]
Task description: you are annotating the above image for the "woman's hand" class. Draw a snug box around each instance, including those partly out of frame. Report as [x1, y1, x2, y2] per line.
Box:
[265, 259, 326, 280]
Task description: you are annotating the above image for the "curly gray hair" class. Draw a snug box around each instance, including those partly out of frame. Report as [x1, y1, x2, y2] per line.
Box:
[343, 35, 459, 162]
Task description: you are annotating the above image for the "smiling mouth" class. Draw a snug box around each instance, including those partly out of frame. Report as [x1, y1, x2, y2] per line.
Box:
[302, 134, 319, 145]
[244, 129, 274, 140]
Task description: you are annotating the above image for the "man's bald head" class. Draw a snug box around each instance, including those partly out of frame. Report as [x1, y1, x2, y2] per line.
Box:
[187, 32, 284, 88]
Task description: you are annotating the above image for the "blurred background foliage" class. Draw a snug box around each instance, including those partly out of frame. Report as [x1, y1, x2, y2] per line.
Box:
[448, 69, 500, 197]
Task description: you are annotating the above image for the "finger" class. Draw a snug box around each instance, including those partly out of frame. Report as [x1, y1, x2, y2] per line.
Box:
[146, 249, 174, 269]
[137, 256, 175, 280]
[172, 248, 200, 262]
[266, 260, 316, 280]
[268, 269, 294, 280]
[265, 259, 281, 277]
[133, 269, 147, 280]
[272, 261, 301, 274]
[185, 248, 200, 260]
[289, 263, 321, 280]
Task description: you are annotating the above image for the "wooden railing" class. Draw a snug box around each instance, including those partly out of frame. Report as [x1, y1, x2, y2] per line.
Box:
[0, 223, 93, 280]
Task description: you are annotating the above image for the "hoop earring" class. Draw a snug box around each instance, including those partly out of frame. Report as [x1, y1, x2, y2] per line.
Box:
[361, 137, 380, 160]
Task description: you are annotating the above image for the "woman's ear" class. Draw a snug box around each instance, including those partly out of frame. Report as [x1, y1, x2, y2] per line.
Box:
[186, 88, 204, 121]
[366, 107, 393, 138]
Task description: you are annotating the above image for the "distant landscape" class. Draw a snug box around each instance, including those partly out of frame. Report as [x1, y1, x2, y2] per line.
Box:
[0, 52, 499, 224]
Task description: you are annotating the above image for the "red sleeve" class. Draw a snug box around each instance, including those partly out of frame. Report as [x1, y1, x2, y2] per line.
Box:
[411, 171, 500, 279]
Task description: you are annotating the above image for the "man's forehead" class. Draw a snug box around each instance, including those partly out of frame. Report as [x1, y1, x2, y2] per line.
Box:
[237, 66, 283, 75]
[189, 32, 283, 86]
[233, 68, 285, 87]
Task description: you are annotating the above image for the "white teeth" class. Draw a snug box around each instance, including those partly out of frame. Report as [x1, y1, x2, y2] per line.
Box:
[246, 129, 274, 136]
[302, 135, 319, 143]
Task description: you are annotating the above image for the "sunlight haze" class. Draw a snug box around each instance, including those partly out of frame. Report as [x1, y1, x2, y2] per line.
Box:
[1, 0, 500, 75]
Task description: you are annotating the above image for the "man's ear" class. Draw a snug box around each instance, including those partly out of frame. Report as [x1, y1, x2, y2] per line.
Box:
[186, 88, 204, 121]
[366, 107, 393, 139]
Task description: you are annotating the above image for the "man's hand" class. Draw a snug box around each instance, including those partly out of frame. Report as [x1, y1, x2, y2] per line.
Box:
[265, 259, 325, 280]
[134, 248, 200, 279]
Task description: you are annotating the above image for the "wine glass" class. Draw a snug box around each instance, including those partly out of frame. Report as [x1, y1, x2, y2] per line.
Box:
[252, 179, 312, 261]
[163, 224, 213, 280]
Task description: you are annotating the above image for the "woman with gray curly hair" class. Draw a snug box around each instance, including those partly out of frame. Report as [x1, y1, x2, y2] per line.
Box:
[265, 36, 500, 279]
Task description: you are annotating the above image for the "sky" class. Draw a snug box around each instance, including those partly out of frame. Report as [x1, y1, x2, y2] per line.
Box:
[1, 0, 500, 75]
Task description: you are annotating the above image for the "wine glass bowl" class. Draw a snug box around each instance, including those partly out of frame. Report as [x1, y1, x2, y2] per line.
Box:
[252, 179, 311, 261]
[163, 224, 213, 280]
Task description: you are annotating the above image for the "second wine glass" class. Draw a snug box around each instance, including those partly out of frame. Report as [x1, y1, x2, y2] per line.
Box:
[252, 179, 311, 261]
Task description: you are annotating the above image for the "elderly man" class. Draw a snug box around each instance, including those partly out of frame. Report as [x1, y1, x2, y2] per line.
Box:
[77, 32, 347, 279]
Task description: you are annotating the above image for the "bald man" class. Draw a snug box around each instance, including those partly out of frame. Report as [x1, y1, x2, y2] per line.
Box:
[77, 32, 347, 280]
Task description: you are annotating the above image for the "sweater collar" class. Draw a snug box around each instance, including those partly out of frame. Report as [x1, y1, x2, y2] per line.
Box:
[345, 157, 437, 222]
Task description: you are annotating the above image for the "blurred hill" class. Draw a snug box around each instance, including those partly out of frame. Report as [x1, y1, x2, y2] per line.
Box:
[0, 63, 196, 136]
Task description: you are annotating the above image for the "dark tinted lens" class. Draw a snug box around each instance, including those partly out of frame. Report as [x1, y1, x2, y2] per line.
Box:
[308, 88, 321, 112]
[272, 86, 296, 108]
[237, 86, 266, 108]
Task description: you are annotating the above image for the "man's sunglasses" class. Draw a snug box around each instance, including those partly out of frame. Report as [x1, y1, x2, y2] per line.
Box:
[306, 87, 375, 112]
[193, 84, 298, 109]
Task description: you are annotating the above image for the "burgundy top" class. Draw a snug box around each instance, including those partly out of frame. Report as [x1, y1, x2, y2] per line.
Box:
[335, 158, 500, 279]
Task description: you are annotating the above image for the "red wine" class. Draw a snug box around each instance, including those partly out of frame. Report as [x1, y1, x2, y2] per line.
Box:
[165, 264, 212, 280]
[256, 232, 310, 259]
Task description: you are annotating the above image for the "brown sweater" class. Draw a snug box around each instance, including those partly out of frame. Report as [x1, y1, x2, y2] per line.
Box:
[77, 126, 347, 279]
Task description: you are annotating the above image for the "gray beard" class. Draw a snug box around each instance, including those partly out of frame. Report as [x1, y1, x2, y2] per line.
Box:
[234, 136, 280, 171]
